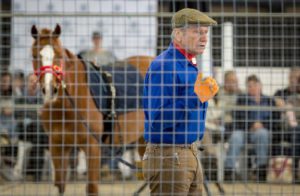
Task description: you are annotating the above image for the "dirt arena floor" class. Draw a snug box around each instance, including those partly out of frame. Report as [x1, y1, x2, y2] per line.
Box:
[0, 181, 300, 196]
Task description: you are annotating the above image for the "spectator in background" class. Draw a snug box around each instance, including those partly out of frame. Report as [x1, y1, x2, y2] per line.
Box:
[0, 100, 17, 144]
[0, 99, 22, 181]
[224, 75, 280, 181]
[287, 76, 300, 183]
[77, 31, 118, 179]
[14, 73, 48, 181]
[0, 72, 20, 181]
[218, 70, 242, 139]
[283, 75, 300, 182]
[17, 73, 42, 105]
[273, 67, 300, 136]
[288, 76, 300, 124]
[203, 71, 241, 153]
[274, 66, 300, 104]
[273, 67, 300, 182]
[0, 72, 13, 100]
[79, 31, 116, 67]
[0, 72, 14, 135]
[12, 71, 25, 97]
[201, 70, 241, 181]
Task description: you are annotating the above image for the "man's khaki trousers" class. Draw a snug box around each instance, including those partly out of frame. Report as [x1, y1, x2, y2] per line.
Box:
[142, 143, 203, 196]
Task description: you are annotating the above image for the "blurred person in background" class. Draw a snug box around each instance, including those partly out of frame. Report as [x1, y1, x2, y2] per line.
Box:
[0, 72, 20, 180]
[0, 99, 22, 181]
[0, 72, 15, 140]
[203, 71, 242, 149]
[287, 76, 300, 183]
[14, 73, 48, 181]
[0, 100, 17, 144]
[12, 71, 25, 97]
[202, 70, 241, 181]
[224, 75, 280, 181]
[282, 75, 300, 182]
[272, 67, 300, 182]
[79, 31, 116, 67]
[77, 31, 120, 180]
[0, 72, 13, 100]
[218, 70, 242, 140]
[274, 66, 300, 105]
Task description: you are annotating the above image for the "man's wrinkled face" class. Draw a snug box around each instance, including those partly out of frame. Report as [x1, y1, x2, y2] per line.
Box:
[179, 25, 209, 55]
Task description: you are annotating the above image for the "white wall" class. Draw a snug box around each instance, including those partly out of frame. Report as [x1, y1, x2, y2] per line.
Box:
[10, 0, 157, 74]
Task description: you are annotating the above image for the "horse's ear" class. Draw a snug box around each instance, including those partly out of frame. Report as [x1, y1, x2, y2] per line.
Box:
[31, 25, 38, 39]
[53, 24, 61, 38]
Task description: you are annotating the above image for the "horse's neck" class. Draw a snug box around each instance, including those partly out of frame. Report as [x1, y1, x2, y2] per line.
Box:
[64, 49, 87, 86]
[57, 48, 104, 134]
[63, 49, 92, 109]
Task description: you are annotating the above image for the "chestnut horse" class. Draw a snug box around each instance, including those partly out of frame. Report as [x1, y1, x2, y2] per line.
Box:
[31, 24, 152, 196]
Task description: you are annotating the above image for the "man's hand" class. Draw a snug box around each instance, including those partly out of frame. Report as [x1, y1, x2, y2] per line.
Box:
[194, 73, 219, 103]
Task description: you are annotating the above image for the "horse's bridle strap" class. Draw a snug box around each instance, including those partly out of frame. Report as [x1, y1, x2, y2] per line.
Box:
[34, 64, 65, 82]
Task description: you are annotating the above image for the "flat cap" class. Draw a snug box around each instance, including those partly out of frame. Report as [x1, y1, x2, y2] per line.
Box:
[172, 8, 217, 28]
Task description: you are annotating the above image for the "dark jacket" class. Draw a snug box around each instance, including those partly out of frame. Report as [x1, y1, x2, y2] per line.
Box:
[233, 93, 281, 132]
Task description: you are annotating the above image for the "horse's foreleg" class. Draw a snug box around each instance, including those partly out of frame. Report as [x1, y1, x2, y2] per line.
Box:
[85, 138, 100, 196]
[51, 145, 71, 195]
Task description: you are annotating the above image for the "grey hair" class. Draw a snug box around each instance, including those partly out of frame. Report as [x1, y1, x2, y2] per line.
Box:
[171, 30, 176, 40]
[171, 27, 188, 41]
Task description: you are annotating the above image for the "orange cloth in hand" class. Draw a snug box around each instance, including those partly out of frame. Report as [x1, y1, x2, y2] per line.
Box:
[194, 73, 219, 103]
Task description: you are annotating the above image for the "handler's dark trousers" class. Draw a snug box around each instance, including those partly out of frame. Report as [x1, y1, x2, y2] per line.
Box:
[142, 142, 203, 196]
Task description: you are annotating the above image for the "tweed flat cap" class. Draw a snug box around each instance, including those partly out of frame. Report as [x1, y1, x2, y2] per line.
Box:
[172, 8, 217, 28]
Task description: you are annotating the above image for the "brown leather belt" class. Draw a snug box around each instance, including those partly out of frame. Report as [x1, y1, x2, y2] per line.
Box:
[148, 142, 196, 149]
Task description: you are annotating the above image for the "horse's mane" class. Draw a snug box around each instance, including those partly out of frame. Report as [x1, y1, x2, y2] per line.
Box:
[63, 48, 87, 77]
[64, 48, 76, 60]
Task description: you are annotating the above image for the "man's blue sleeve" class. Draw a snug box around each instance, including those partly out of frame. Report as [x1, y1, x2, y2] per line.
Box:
[145, 63, 198, 130]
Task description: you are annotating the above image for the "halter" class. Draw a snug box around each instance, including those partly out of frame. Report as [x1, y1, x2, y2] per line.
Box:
[33, 59, 65, 84]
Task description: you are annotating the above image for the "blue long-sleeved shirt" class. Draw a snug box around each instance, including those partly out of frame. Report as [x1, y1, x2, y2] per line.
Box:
[143, 43, 208, 144]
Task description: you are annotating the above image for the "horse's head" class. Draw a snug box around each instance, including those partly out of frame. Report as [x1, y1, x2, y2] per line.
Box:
[31, 24, 65, 103]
